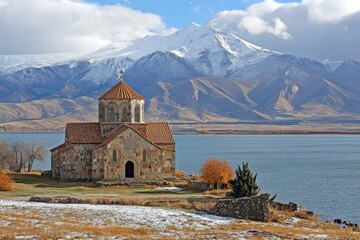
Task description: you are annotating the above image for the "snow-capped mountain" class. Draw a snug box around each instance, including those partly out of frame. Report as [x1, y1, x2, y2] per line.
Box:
[86, 23, 275, 59]
[83, 23, 279, 77]
[0, 23, 360, 130]
[0, 53, 80, 74]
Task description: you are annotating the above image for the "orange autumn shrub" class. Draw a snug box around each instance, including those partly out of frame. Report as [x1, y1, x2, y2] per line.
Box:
[175, 169, 186, 178]
[0, 169, 13, 191]
[201, 157, 234, 189]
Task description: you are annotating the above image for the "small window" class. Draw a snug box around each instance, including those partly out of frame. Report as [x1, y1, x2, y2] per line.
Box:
[135, 104, 140, 122]
[99, 103, 105, 121]
[122, 107, 127, 122]
[113, 151, 117, 162]
[109, 106, 115, 122]
[142, 150, 147, 162]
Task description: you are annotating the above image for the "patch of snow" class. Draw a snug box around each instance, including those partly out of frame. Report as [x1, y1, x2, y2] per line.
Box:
[300, 234, 329, 239]
[285, 217, 300, 224]
[323, 59, 343, 72]
[14, 235, 36, 239]
[170, 46, 188, 58]
[156, 187, 182, 191]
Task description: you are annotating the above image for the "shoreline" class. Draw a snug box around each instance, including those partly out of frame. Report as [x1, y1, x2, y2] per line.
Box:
[2, 130, 360, 135]
[195, 130, 360, 135]
[1, 121, 360, 134]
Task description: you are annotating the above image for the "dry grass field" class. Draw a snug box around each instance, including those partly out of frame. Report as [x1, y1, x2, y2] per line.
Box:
[0, 172, 359, 239]
[0, 172, 204, 200]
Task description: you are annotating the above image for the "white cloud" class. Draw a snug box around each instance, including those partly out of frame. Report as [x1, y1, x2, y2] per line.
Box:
[207, 0, 360, 60]
[303, 0, 360, 23]
[0, 0, 167, 55]
[238, 15, 291, 40]
[209, 0, 293, 40]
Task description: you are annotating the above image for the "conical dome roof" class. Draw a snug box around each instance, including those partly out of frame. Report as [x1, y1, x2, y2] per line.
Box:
[99, 72, 144, 100]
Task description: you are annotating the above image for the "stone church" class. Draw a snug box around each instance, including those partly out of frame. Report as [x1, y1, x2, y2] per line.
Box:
[50, 71, 175, 181]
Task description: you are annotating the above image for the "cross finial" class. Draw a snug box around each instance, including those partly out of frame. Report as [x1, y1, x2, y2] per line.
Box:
[120, 69, 124, 82]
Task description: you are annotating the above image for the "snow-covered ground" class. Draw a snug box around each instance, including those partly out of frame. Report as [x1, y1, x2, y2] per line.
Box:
[0, 199, 242, 239]
[0, 200, 353, 239]
[0, 200, 232, 230]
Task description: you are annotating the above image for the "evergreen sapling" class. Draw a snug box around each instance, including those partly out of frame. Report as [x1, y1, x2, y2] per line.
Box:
[229, 162, 260, 198]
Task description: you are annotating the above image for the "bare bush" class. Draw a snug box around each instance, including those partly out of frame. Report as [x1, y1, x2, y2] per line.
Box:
[0, 140, 46, 172]
[10, 141, 27, 172]
[0, 140, 12, 170]
[25, 144, 46, 172]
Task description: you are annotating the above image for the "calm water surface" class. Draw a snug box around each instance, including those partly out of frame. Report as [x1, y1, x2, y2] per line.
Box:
[0, 133, 359, 222]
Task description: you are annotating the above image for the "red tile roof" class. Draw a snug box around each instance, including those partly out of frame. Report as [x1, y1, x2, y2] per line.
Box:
[128, 122, 175, 151]
[50, 143, 66, 152]
[144, 122, 175, 145]
[94, 122, 175, 151]
[66, 122, 102, 144]
[129, 122, 175, 151]
[99, 80, 144, 100]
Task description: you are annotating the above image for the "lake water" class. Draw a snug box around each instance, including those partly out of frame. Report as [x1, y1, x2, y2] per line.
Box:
[0, 132, 359, 223]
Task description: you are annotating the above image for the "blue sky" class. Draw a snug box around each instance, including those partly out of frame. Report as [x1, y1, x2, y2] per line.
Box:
[88, 0, 300, 28]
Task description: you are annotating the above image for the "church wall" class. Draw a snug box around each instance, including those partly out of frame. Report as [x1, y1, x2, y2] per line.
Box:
[161, 150, 176, 176]
[59, 143, 96, 180]
[92, 150, 104, 180]
[51, 148, 65, 179]
[92, 128, 175, 181]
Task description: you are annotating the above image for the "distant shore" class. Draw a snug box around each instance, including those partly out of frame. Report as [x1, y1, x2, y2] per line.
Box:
[195, 130, 360, 135]
[1, 121, 360, 134]
[172, 122, 360, 135]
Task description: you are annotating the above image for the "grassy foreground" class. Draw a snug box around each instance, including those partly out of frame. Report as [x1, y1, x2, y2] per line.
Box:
[1, 172, 205, 200]
[0, 172, 359, 239]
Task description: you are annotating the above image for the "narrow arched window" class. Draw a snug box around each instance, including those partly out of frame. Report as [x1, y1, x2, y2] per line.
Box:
[142, 150, 146, 162]
[109, 106, 115, 122]
[135, 104, 140, 122]
[113, 151, 117, 162]
[99, 103, 105, 121]
[122, 107, 127, 122]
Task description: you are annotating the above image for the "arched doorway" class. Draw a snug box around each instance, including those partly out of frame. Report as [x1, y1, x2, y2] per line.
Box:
[125, 161, 134, 178]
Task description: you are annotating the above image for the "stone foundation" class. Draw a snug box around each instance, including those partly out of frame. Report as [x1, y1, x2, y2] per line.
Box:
[271, 201, 299, 212]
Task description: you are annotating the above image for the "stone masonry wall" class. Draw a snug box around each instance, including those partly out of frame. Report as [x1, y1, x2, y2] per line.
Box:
[92, 128, 175, 181]
[60, 143, 95, 180]
[209, 194, 270, 222]
[271, 201, 299, 212]
[51, 148, 65, 179]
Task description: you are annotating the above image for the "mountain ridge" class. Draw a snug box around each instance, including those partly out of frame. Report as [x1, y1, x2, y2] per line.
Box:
[0, 24, 360, 130]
